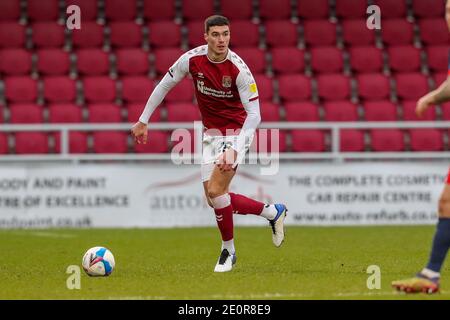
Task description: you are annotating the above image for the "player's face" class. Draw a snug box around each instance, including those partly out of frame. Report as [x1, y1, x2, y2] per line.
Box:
[205, 25, 230, 56]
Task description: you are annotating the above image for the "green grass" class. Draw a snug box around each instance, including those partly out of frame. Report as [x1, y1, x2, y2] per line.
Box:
[0, 226, 449, 300]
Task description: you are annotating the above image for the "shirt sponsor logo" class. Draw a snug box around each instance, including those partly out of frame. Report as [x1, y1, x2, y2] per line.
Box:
[197, 80, 233, 98]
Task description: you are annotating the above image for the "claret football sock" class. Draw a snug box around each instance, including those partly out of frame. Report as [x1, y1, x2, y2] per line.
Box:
[229, 192, 277, 219]
[211, 193, 234, 242]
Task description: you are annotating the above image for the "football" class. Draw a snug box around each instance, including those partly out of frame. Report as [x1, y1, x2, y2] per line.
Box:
[81, 246, 115, 277]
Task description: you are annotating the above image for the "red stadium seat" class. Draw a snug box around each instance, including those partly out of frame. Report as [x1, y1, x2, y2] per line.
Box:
[441, 102, 450, 120]
[4, 77, 38, 103]
[409, 129, 443, 151]
[323, 101, 358, 122]
[373, 0, 407, 19]
[66, 0, 98, 21]
[233, 47, 266, 74]
[395, 73, 429, 100]
[0, 107, 3, 123]
[381, 19, 414, 46]
[0, 133, 8, 154]
[27, 0, 59, 21]
[388, 45, 422, 73]
[303, 20, 337, 47]
[426, 45, 449, 72]
[310, 47, 343, 73]
[291, 130, 326, 152]
[153, 48, 184, 76]
[412, 0, 445, 19]
[166, 102, 200, 121]
[335, 0, 367, 19]
[260, 102, 280, 121]
[278, 75, 312, 102]
[254, 129, 287, 153]
[0, 22, 26, 48]
[253, 74, 273, 101]
[271, 47, 304, 74]
[134, 130, 169, 153]
[48, 104, 83, 123]
[88, 103, 122, 123]
[284, 102, 320, 121]
[143, 0, 176, 21]
[109, 22, 142, 48]
[164, 78, 194, 103]
[116, 49, 149, 75]
[9, 104, 43, 123]
[297, 0, 329, 20]
[316, 74, 351, 101]
[76, 48, 110, 76]
[341, 19, 377, 46]
[264, 20, 299, 47]
[433, 72, 448, 88]
[43, 76, 76, 103]
[83, 76, 117, 103]
[363, 101, 398, 121]
[14, 132, 49, 154]
[148, 21, 182, 48]
[349, 46, 383, 73]
[31, 22, 66, 48]
[228, 20, 259, 48]
[182, 0, 214, 21]
[259, 0, 292, 20]
[356, 73, 391, 101]
[0, 49, 32, 75]
[54, 131, 88, 154]
[186, 20, 205, 48]
[37, 49, 70, 75]
[126, 103, 161, 122]
[0, 0, 20, 21]
[220, 0, 253, 20]
[401, 100, 436, 121]
[104, 0, 137, 21]
[419, 19, 450, 46]
[370, 129, 405, 151]
[121, 76, 154, 103]
[340, 129, 365, 152]
[93, 131, 128, 153]
[71, 22, 104, 48]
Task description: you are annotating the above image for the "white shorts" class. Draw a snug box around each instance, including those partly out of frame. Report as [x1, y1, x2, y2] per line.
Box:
[201, 135, 240, 182]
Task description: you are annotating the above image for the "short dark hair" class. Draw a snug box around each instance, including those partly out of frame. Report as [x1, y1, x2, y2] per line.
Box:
[204, 15, 230, 34]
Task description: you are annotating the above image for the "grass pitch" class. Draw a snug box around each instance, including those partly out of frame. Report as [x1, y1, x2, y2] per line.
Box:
[0, 226, 449, 300]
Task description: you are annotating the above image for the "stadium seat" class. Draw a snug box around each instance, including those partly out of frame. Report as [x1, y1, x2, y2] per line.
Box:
[93, 131, 128, 153]
[171, 129, 198, 154]
[335, 0, 368, 19]
[164, 78, 194, 103]
[303, 20, 337, 46]
[0, 22, 26, 48]
[148, 21, 182, 48]
[253, 74, 273, 101]
[412, 0, 445, 19]
[109, 22, 142, 48]
[441, 101, 450, 120]
[43, 76, 77, 103]
[232, 47, 266, 74]
[394, 73, 429, 100]
[316, 74, 351, 101]
[121, 76, 154, 103]
[373, 0, 407, 19]
[115, 48, 149, 75]
[264, 20, 299, 47]
[83, 77, 117, 103]
[182, 0, 214, 21]
[133, 130, 169, 153]
[166, 102, 200, 121]
[409, 129, 443, 151]
[0, 133, 8, 154]
[381, 19, 414, 46]
[426, 45, 449, 72]
[323, 101, 358, 122]
[278, 75, 312, 102]
[48, 104, 83, 123]
[356, 73, 391, 101]
[143, 0, 176, 21]
[53, 131, 88, 154]
[291, 130, 326, 152]
[4, 77, 38, 103]
[270, 47, 304, 74]
[254, 129, 287, 153]
[31, 22, 66, 48]
[27, 0, 59, 21]
[228, 20, 259, 48]
[297, 0, 329, 20]
[419, 19, 450, 46]
[363, 101, 398, 121]
[88, 103, 122, 123]
[104, 0, 137, 21]
[341, 19, 377, 46]
[36, 49, 70, 75]
[71, 22, 104, 48]
[220, 0, 253, 20]
[388, 46, 422, 73]
[153, 48, 185, 76]
[310, 47, 343, 74]
[433, 72, 448, 88]
[0, 49, 32, 75]
[9, 104, 43, 123]
[284, 102, 320, 121]
[401, 100, 436, 121]
[186, 20, 206, 48]
[66, 0, 98, 21]
[340, 129, 365, 152]
[76, 48, 110, 76]
[0, 0, 20, 21]
[259, 0, 292, 20]
[349, 46, 383, 73]
[14, 132, 49, 154]
[0, 107, 3, 123]
[126, 103, 161, 122]
[370, 129, 405, 151]
[260, 102, 280, 121]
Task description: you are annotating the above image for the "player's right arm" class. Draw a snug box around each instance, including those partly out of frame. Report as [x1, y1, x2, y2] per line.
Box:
[416, 78, 450, 117]
[131, 53, 189, 144]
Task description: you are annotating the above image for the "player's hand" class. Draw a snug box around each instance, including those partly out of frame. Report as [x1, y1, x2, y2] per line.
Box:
[131, 121, 148, 144]
[216, 148, 237, 172]
[415, 96, 432, 118]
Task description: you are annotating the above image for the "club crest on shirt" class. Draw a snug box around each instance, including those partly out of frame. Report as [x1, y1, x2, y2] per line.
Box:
[222, 75, 232, 88]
